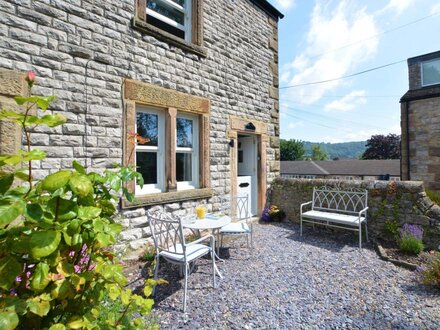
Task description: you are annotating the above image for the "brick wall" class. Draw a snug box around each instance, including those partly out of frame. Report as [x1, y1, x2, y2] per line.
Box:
[0, 0, 281, 251]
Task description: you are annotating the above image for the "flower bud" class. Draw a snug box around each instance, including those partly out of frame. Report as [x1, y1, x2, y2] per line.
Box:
[25, 70, 36, 87]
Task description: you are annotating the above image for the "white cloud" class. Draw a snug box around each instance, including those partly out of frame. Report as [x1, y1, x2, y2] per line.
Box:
[379, 0, 415, 16]
[273, 0, 295, 11]
[288, 121, 304, 129]
[281, 1, 379, 105]
[324, 90, 367, 112]
[431, 2, 440, 14]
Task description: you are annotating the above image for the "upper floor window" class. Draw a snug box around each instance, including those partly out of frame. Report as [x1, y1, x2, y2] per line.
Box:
[134, 0, 206, 57]
[421, 59, 440, 87]
[147, 0, 192, 42]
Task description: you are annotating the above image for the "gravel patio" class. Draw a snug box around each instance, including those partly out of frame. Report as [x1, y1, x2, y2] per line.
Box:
[133, 222, 439, 329]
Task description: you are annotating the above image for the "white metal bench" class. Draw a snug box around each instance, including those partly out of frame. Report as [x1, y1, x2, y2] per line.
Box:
[300, 187, 369, 248]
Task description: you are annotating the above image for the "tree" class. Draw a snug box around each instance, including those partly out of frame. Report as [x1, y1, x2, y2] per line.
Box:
[280, 139, 305, 161]
[361, 134, 401, 159]
[311, 144, 328, 160]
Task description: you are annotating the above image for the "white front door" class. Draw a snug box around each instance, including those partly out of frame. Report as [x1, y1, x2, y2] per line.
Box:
[237, 135, 257, 216]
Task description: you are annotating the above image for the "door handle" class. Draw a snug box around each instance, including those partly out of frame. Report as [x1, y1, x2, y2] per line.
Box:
[239, 183, 250, 188]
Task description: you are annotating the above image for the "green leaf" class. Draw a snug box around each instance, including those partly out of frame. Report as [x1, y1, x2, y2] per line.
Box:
[72, 160, 86, 174]
[0, 172, 14, 195]
[14, 95, 57, 110]
[50, 279, 74, 300]
[49, 324, 67, 330]
[20, 149, 47, 161]
[39, 114, 67, 127]
[0, 311, 19, 330]
[0, 256, 22, 290]
[69, 174, 93, 197]
[30, 262, 50, 292]
[78, 206, 101, 220]
[40, 170, 71, 192]
[27, 296, 51, 317]
[14, 170, 29, 181]
[67, 318, 85, 329]
[47, 197, 77, 221]
[96, 233, 114, 247]
[0, 201, 24, 228]
[30, 230, 61, 259]
[0, 154, 23, 166]
[26, 203, 43, 221]
[107, 284, 121, 300]
[98, 199, 116, 216]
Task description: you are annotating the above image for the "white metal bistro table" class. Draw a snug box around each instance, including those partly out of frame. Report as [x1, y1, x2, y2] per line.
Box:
[182, 214, 231, 278]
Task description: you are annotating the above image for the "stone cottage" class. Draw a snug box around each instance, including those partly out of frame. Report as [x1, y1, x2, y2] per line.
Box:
[0, 0, 283, 250]
[400, 50, 440, 194]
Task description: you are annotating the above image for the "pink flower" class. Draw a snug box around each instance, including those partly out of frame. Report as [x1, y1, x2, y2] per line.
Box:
[15, 276, 22, 282]
[74, 265, 81, 273]
[25, 70, 36, 87]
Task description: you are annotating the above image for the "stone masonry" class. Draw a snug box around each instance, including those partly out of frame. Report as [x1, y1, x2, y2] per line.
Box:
[400, 50, 440, 193]
[269, 178, 440, 249]
[0, 0, 282, 251]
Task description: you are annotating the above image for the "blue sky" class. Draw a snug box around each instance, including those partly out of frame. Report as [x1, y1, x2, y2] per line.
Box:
[268, 0, 440, 143]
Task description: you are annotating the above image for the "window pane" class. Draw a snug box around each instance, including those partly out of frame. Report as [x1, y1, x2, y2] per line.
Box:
[176, 152, 192, 182]
[170, 0, 185, 6]
[136, 152, 157, 184]
[137, 112, 158, 146]
[423, 60, 440, 86]
[176, 118, 193, 148]
[147, 0, 184, 25]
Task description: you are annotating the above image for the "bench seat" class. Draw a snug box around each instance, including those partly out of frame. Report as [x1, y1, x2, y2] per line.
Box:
[302, 210, 366, 226]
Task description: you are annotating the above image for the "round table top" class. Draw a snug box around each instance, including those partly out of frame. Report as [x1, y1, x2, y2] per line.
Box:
[183, 214, 231, 230]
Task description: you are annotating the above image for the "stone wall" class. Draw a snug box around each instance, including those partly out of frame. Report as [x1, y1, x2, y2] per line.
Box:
[0, 0, 281, 251]
[269, 178, 440, 249]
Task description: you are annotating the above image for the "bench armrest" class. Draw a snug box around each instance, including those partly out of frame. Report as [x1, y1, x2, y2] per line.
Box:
[358, 207, 369, 217]
[187, 234, 215, 248]
[300, 201, 312, 214]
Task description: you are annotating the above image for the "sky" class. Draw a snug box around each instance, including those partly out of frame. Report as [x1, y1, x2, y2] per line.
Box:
[268, 0, 440, 143]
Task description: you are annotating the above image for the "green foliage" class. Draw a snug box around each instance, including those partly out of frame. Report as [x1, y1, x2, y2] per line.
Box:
[140, 245, 156, 263]
[383, 219, 399, 239]
[0, 79, 157, 329]
[280, 139, 305, 161]
[426, 188, 440, 206]
[419, 251, 440, 287]
[302, 141, 366, 160]
[361, 134, 400, 160]
[310, 145, 328, 161]
[399, 236, 424, 255]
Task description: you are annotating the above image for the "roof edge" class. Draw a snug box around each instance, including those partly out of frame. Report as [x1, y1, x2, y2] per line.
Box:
[249, 0, 284, 20]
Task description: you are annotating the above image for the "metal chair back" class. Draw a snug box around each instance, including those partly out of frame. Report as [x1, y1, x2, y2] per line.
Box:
[221, 194, 249, 222]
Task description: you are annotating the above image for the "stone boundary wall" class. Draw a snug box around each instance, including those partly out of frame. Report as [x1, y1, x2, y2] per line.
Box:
[269, 178, 440, 249]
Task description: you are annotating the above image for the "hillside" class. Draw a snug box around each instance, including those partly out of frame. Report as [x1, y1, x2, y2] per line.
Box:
[303, 141, 366, 159]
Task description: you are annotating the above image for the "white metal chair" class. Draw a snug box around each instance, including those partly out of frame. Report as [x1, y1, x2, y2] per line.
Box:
[148, 211, 216, 312]
[219, 194, 253, 250]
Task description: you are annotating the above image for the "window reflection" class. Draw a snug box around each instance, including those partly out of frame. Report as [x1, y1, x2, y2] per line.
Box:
[137, 112, 158, 146]
[176, 117, 193, 148]
[176, 152, 192, 182]
[136, 152, 157, 184]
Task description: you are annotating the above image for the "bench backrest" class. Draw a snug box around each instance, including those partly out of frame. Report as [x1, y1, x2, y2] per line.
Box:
[312, 187, 368, 215]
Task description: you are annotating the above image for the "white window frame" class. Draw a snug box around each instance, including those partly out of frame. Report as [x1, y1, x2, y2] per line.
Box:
[421, 58, 440, 87]
[176, 112, 199, 190]
[146, 0, 192, 42]
[135, 107, 165, 195]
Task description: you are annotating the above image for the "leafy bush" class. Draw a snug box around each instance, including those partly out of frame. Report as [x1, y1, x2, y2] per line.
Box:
[261, 205, 286, 222]
[383, 219, 399, 239]
[426, 188, 440, 206]
[398, 224, 424, 255]
[0, 72, 158, 329]
[399, 236, 424, 255]
[418, 251, 440, 287]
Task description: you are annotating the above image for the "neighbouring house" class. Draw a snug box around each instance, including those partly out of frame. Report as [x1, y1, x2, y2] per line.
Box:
[280, 159, 401, 181]
[0, 0, 283, 250]
[401, 50, 440, 193]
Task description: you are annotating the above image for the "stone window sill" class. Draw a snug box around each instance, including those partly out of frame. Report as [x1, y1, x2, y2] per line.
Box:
[121, 187, 213, 209]
[132, 18, 207, 58]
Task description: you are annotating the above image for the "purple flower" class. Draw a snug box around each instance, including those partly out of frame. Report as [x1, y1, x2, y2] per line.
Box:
[74, 265, 81, 273]
[399, 224, 423, 240]
[69, 251, 75, 257]
[9, 288, 17, 296]
[15, 276, 22, 282]
[261, 207, 271, 222]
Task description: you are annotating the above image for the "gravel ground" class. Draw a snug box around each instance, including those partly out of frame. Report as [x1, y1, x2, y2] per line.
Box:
[130, 222, 440, 329]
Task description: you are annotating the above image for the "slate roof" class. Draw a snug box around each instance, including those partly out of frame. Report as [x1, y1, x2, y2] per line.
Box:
[250, 0, 284, 20]
[281, 159, 400, 176]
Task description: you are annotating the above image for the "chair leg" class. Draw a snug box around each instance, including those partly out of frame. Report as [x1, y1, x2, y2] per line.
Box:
[300, 217, 303, 236]
[365, 221, 369, 242]
[152, 256, 160, 296]
[183, 263, 188, 312]
[359, 224, 362, 250]
[220, 233, 224, 251]
[211, 248, 216, 288]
